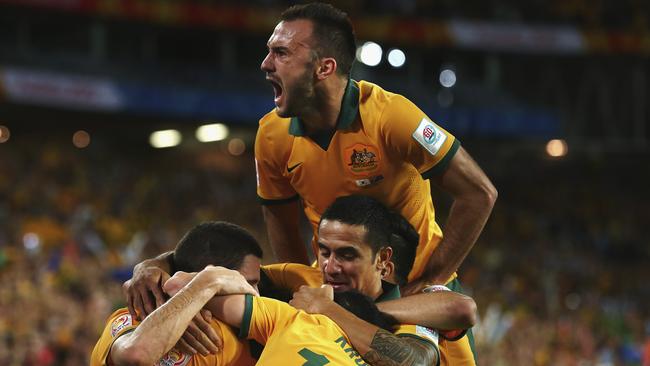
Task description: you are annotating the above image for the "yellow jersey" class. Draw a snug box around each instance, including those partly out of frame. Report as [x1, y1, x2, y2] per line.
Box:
[90, 308, 255, 366]
[255, 79, 460, 282]
[240, 295, 439, 366]
[260, 263, 471, 366]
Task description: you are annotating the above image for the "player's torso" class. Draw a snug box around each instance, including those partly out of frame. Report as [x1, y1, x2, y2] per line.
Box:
[282, 90, 440, 279]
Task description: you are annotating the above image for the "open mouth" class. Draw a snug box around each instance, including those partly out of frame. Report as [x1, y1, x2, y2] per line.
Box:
[267, 78, 283, 104]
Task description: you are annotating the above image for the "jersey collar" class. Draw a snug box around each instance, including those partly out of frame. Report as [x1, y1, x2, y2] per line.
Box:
[288, 79, 360, 137]
[376, 280, 401, 302]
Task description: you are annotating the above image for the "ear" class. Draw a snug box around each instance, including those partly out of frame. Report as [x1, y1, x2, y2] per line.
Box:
[375, 246, 393, 273]
[315, 57, 337, 80]
[382, 260, 395, 280]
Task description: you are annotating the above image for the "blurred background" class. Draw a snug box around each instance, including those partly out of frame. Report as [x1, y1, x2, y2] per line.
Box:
[1, 0, 649, 365]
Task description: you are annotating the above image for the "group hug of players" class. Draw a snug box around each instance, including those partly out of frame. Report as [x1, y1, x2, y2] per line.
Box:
[91, 3, 497, 365]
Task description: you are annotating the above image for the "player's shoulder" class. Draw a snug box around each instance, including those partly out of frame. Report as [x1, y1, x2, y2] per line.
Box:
[259, 109, 290, 130]
[256, 109, 293, 154]
[357, 80, 406, 104]
[357, 80, 414, 125]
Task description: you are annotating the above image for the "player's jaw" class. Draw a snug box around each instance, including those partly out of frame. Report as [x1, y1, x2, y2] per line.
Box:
[270, 66, 315, 118]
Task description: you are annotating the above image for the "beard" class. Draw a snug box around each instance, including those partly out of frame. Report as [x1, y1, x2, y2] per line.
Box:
[276, 66, 316, 118]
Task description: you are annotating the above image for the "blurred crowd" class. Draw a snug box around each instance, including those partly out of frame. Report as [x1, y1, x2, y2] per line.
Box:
[1, 137, 649, 365]
[230, 0, 650, 30]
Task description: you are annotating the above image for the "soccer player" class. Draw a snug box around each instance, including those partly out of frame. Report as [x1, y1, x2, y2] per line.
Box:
[164, 272, 439, 366]
[272, 195, 475, 365]
[125, 195, 477, 365]
[255, 3, 497, 364]
[90, 222, 261, 366]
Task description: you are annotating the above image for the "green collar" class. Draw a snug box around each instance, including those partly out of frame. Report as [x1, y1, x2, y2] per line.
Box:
[376, 281, 401, 303]
[288, 79, 360, 137]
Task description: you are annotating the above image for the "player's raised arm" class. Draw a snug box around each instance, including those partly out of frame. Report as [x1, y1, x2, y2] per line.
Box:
[262, 201, 309, 264]
[405, 147, 497, 293]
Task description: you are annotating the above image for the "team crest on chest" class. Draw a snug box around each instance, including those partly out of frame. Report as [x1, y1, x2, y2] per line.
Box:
[344, 143, 381, 175]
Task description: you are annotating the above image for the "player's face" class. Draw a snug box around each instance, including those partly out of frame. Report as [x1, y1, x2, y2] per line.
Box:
[237, 254, 261, 292]
[317, 219, 384, 300]
[261, 19, 318, 118]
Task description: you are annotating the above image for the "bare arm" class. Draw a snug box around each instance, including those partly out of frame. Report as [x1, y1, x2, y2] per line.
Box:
[203, 294, 247, 330]
[408, 147, 497, 291]
[110, 266, 255, 366]
[123, 251, 225, 356]
[262, 201, 309, 264]
[291, 286, 438, 366]
[377, 291, 477, 330]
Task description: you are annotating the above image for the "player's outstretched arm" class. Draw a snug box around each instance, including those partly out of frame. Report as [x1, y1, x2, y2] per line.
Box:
[291, 286, 438, 366]
[262, 201, 310, 264]
[110, 266, 257, 366]
[407, 147, 497, 293]
[376, 289, 477, 330]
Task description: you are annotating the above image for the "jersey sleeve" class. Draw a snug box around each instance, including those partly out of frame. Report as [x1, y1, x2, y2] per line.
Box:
[211, 319, 256, 366]
[380, 94, 460, 179]
[261, 263, 323, 293]
[255, 116, 299, 204]
[239, 295, 297, 345]
[394, 324, 441, 366]
[90, 309, 139, 366]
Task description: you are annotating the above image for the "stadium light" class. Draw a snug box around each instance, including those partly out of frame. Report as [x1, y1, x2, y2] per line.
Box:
[546, 139, 568, 157]
[357, 41, 383, 67]
[73, 130, 91, 148]
[228, 138, 246, 156]
[387, 48, 406, 68]
[0, 125, 9, 143]
[23, 232, 40, 253]
[196, 123, 229, 142]
[150, 129, 182, 148]
[439, 69, 457, 88]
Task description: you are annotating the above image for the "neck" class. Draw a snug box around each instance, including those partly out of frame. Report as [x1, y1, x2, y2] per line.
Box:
[301, 76, 348, 135]
[370, 281, 384, 301]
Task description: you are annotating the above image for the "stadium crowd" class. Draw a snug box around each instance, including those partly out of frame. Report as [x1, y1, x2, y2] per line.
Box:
[1, 139, 649, 365]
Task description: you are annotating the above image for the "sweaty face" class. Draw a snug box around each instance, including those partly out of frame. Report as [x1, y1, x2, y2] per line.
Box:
[237, 254, 262, 292]
[317, 220, 384, 300]
[260, 19, 317, 117]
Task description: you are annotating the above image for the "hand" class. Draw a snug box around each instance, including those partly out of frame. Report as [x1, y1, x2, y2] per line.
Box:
[123, 266, 170, 320]
[201, 265, 259, 297]
[289, 285, 334, 314]
[174, 309, 223, 356]
[163, 271, 197, 297]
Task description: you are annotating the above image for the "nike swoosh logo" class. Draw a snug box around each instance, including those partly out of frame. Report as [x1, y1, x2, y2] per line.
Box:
[287, 162, 302, 173]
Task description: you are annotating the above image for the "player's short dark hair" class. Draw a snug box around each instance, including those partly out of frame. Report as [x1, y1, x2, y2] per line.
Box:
[388, 213, 419, 286]
[173, 221, 262, 273]
[320, 195, 392, 255]
[281, 2, 356, 76]
[334, 290, 397, 331]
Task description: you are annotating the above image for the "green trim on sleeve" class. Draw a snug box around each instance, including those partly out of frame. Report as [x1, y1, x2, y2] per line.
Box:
[257, 194, 300, 206]
[238, 294, 254, 339]
[421, 139, 461, 180]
